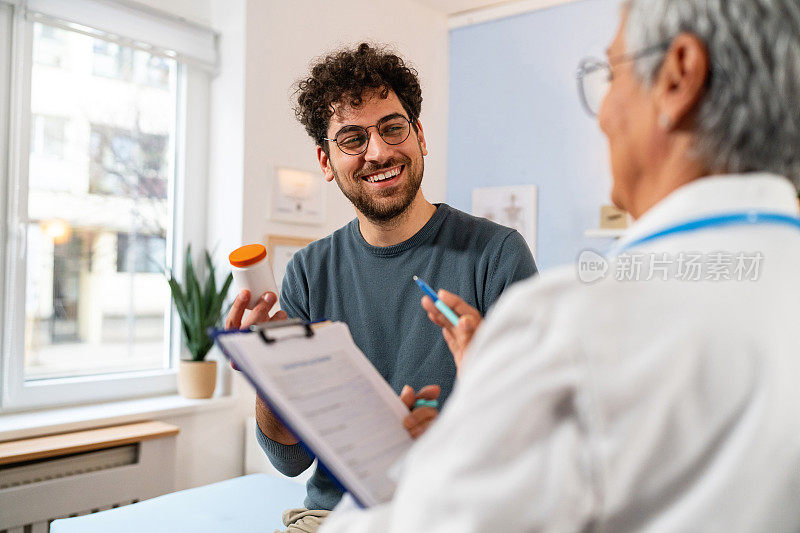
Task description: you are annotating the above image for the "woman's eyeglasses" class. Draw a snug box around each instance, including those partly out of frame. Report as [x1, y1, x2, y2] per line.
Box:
[576, 43, 669, 116]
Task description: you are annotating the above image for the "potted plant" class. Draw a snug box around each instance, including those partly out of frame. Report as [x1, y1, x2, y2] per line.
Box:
[165, 246, 233, 399]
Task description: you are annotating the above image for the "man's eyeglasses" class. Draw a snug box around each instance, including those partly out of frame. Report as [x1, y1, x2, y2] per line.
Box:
[576, 43, 669, 117]
[324, 114, 413, 156]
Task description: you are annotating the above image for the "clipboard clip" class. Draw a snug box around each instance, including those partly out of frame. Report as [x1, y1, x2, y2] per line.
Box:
[250, 318, 314, 344]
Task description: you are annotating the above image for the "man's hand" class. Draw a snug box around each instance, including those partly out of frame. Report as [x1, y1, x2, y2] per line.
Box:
[421, 290, 481, 374]
[225, 289, 288, 370]
[400, 384, 441, 439]
[226, 289, 287, 329]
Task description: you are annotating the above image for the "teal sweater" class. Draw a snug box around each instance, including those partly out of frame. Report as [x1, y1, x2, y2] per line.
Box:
[257, 203, 537, 510]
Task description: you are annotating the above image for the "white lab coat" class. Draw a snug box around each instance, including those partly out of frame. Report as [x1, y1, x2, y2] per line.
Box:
[321, 173, 800, 533]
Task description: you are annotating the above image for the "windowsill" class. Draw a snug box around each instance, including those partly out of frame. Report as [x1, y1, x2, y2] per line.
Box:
[0, 393, 237, 442]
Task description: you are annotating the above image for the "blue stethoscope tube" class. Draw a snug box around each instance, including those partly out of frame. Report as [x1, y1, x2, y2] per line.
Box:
[610, 211, 800, 256]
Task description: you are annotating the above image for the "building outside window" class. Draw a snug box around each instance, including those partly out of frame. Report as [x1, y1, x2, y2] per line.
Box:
[33, 22, 67, 68]
[24, 22, 176, 381]
[92, 40, 134, 80]
[116, 233, 167, 274]
[146, 56, 171, 89]
[30, 115, 68, 159]
[89, 124, 169, 200]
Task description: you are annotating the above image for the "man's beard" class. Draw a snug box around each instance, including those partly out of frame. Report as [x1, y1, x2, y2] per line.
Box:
[332, 154, 424, 223]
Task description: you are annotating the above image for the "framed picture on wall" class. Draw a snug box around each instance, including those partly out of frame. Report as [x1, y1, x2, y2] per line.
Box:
[270, 167, 326, 225]
[266, 235, 315, 296]
[472, 185, 538, 255]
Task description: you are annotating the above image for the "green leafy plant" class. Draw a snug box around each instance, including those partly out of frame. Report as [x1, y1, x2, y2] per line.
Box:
[165, 245, 233, 361]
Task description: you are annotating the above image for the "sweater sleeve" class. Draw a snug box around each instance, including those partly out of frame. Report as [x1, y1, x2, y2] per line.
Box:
[484, 230, 538, 311]
[255, 424, 315, 477]
[258, 251, 314, 475]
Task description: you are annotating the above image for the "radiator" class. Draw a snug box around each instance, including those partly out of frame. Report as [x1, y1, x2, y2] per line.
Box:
[0, 428, 177, 532]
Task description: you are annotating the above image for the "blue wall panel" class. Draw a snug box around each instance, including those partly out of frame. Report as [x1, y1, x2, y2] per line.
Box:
[448, 0, 620, 270]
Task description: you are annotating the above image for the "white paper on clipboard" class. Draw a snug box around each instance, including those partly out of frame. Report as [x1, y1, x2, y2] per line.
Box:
[214, 322, 413, 507]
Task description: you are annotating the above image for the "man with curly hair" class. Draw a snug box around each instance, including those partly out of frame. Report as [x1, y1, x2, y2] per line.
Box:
[226, 42, 537, 533]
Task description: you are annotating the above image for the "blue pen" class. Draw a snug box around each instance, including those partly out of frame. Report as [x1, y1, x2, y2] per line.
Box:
[413, 276, 460, 327]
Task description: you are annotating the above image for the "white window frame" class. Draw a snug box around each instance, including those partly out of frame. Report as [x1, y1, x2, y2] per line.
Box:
[0, 0, 216, 412]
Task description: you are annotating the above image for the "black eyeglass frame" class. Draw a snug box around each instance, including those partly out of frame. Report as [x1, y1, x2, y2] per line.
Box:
[576, 43, 670, 117]
[323, 114, 415, 156]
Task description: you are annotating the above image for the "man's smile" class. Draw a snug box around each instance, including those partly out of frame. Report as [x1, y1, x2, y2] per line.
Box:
[361, 165, 404, 185]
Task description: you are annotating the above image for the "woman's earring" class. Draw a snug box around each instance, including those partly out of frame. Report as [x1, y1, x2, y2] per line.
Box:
[658, 114, 672, 130]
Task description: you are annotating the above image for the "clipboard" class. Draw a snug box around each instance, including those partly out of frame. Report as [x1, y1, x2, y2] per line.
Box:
[212, 319, 414, 508]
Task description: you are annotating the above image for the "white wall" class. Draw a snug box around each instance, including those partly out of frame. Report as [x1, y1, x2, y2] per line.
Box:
[206, 0, 245, 264]
[121, 0, 450, 491]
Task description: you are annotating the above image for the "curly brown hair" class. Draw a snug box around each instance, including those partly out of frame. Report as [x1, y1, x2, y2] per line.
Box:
[294, 43, 423, 153]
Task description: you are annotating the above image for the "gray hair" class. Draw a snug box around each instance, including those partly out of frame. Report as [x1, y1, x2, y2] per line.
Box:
[624, 0, 800, 188]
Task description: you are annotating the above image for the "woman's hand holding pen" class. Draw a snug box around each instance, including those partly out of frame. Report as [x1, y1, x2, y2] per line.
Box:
[421, 290, 482, 375]
[400, 385, 441, 439]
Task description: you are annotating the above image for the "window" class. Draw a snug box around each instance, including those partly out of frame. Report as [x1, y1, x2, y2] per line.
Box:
[89, 124, 169, 199]
[30, 115, 68, 158]
[24, 24, 176, 382]
[0, 0, 218, 410]
[116, 233, 167, 274]
[33, 22, 67, 68]
[92, 40, 133, 80]
[146, 56, 171, 89]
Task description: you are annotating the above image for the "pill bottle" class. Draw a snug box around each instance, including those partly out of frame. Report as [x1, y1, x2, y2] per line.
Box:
[229, 244, 278, 310]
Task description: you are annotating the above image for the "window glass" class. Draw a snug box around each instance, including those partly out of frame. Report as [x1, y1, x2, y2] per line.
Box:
[33, 23, 67, 68]
[25, 22, 177, 380]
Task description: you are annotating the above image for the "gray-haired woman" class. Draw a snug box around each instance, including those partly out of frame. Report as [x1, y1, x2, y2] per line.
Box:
[322, 1, 800, 531]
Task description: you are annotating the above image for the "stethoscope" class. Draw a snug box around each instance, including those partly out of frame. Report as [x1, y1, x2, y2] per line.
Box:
[609, 210, 800, 256]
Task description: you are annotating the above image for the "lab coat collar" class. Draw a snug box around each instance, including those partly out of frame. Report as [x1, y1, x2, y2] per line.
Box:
[615, 173, 799, 251]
